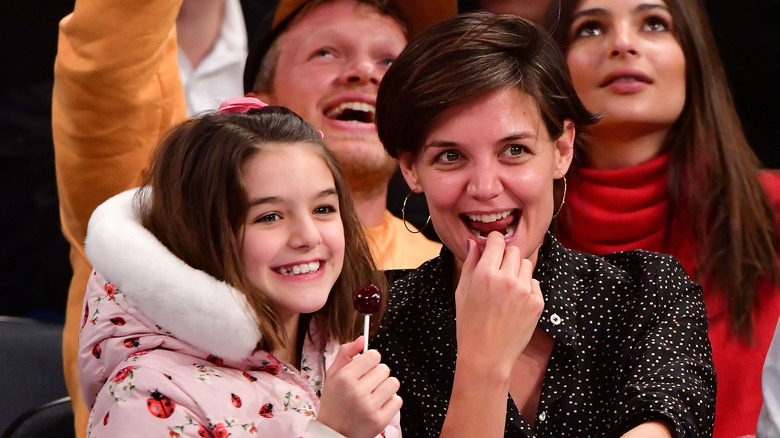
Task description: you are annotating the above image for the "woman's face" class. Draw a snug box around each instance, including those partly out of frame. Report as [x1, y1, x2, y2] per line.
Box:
[399, 87, 574, 268]
[239, 144, 345, 325]
[565, 0, 686, 137]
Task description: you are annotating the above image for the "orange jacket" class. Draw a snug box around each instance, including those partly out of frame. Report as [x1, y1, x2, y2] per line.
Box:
[53, 0, 186, 435]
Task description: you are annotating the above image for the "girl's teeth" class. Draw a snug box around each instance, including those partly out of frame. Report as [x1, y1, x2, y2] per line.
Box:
[280, 261, 321, 276]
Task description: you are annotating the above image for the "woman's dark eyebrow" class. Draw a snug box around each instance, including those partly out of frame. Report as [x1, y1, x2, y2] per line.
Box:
[572, 3, 669, 21]
[571, 7, 608, 21]
[424, 132, 537, 150]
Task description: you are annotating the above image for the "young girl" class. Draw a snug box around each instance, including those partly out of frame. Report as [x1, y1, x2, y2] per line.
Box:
[78, 98, 401, 437]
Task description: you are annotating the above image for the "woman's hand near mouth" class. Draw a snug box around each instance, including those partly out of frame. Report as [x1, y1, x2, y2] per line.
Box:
[443, 231, 544, 437]
[454, 231, 544, 374]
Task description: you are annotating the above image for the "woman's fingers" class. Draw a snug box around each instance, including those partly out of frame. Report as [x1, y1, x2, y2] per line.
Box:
[475, 231, 507, 273]
[454, 231, 545, 365]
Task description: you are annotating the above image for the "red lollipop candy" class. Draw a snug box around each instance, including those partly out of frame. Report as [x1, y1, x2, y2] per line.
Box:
[353, 284, 382, 352]
[353, 284, 382, 315]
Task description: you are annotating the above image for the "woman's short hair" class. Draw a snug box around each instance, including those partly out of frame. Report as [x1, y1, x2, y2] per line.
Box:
[376, 11, 599, 161]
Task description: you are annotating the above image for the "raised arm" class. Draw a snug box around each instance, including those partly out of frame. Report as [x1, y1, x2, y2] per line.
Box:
[53, 0, 186, 434]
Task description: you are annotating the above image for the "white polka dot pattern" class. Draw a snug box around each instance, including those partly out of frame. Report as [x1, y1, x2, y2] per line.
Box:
[375, 233, 716, 437]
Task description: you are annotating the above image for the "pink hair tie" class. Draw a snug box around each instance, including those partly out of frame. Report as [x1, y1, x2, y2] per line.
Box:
[217, 97, 269, 114]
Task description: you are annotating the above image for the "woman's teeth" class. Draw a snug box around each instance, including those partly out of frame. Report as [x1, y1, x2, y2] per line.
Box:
[467, 210, 511, 223]
[278, 261, 320, 276]
[469, 224, 516, 239]
[465, 210, 517, 239]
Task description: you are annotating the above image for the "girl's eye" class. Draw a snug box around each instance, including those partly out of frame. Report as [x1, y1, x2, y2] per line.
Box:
[643, 16, 670, 32]
[435, 150, 462, 163]
[572, 20, 604, 39]
[256, 213, 280, 223]
[314, 205, 337, 215]
[379, 57, 394, 67]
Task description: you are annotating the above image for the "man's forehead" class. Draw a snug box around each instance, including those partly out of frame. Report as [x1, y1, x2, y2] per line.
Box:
[243, 0, 456, 94]
[285, 0, 405, 35]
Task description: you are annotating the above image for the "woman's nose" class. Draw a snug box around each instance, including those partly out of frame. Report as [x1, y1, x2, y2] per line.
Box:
[466, 163, 503, 201]
[609, 23, 639, 58]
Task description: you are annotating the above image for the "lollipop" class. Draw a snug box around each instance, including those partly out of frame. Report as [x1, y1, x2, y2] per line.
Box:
[353, 284, 382, 352]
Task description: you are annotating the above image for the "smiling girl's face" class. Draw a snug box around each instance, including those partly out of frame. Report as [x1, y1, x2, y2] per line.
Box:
[564, 0, 686, 140]
[399, 87, 573, 271]
[239, 143, 345, 326]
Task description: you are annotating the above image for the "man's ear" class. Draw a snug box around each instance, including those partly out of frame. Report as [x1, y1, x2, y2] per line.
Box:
[554, 119, 575, 179]
[398, 153, 421, 192]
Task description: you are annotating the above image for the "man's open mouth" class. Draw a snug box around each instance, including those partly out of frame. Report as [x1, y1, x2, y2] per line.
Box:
[463, 209, 519, 239]
[324, 101, 376, 124]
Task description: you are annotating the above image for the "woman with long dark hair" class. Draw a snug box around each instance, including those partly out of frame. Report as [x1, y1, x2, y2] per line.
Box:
[542, 1, 780, 436]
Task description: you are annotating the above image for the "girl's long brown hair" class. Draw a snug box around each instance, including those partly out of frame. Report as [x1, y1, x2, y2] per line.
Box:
[136, 106, 386, 352]
[544, 0, 779, 340]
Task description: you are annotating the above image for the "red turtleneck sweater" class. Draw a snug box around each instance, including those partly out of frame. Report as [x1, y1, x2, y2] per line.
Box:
[556, 152, 780, 438]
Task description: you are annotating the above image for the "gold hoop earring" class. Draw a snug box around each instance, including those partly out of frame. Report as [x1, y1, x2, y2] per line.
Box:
[551, 176, 567, 219]
[402, 191, 431, 234]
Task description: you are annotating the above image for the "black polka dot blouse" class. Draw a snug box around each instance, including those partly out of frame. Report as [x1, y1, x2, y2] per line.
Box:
[374, 233, 715, 437]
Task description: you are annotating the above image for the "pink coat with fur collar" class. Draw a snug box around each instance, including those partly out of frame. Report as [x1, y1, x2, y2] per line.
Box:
[79, 189, 401, 437]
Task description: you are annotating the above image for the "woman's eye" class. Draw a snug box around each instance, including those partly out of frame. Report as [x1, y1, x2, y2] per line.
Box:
[643, 16, 670, 32]
[256, 213, 280, 223]
[572, 20, 603, 38]
[507, 145, 526, 156]
[435, 150, 461, 163]
[501, 144, 528, 158]
[314, 205, 337, 215]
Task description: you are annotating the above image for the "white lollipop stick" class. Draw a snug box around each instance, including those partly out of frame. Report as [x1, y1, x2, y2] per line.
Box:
[363, 314, 370, 352]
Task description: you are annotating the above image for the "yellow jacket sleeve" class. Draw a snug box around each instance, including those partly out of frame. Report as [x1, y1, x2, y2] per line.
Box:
[52, 0, 186, 435]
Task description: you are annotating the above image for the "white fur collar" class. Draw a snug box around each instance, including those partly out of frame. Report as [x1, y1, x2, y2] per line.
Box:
[85, 188, 261, 361]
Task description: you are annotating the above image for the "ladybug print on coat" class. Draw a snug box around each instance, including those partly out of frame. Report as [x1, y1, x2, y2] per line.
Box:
[112, 366, 134, 383]
[206, 354, 224, 366]
[258, 358, 281, 375]
[147, 390, 175, 419]
[231, 393, 242, 408]
[123, 337, 140, 348]
[92, 344, 102, 359]
[259, 403, 274, 418]
[109, 317, 126, 326]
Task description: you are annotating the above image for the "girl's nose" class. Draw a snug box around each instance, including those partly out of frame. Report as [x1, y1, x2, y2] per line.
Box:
[289, 216, 323, 250]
